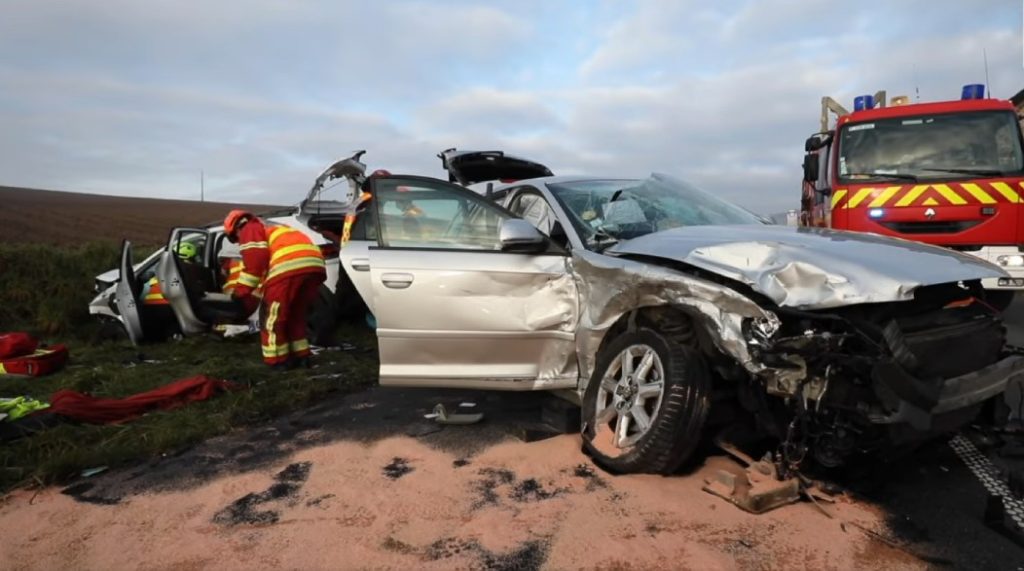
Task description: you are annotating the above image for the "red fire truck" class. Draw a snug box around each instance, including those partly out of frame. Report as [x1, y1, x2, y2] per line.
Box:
[801, 84, 1024, 309]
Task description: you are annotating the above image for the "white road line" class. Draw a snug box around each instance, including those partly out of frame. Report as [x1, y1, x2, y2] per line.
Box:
[949, 435, 1024, 530]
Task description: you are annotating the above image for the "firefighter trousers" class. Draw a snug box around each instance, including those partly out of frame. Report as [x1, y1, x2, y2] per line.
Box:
[259, 273, 324, 366]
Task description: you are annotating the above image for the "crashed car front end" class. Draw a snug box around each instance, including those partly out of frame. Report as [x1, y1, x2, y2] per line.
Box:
[582, 224, 1024, 468]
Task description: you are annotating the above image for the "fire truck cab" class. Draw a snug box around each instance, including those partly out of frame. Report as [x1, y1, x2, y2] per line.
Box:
[801, 84, 1024, 309]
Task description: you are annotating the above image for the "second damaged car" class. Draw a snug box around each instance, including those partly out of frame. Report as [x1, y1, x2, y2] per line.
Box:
[339, 162, 1024, 474]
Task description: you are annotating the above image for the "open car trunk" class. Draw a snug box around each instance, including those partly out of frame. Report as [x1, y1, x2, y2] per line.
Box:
[297, 151, 368, 238]
[438, 148, 553, 186]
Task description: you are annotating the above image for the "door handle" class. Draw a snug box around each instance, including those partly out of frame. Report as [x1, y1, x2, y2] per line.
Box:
[351, 257, 370, 272]
[381, 272, 414, 289]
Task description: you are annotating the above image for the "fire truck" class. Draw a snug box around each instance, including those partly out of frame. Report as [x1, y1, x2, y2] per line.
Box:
[801, 84, 1024, 309]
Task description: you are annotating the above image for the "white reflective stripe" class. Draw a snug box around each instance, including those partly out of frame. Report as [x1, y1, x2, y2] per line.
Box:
[240, 241, 269, 251]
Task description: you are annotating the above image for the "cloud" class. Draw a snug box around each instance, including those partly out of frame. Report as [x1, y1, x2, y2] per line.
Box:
[0, 0, 1022, 217]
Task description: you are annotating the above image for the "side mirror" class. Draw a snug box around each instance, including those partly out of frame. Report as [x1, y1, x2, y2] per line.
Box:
[499, 219, 548, 254]
[802, 154, 820, 182]
[805, 132, 832, 152]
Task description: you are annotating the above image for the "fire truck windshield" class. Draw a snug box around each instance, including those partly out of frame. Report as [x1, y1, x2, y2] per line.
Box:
[837, 110, 1024, 183]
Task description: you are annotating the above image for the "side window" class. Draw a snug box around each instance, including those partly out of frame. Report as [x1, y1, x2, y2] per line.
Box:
[509, 191, 557, 236]
[348, 207, 378, 242]
[373, 178, 511, 250]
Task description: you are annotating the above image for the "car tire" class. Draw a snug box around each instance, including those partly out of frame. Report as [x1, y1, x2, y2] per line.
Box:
[306, 285, 338, 347]
[983, 290, 1015, 313]
[581, 328, 711, 475]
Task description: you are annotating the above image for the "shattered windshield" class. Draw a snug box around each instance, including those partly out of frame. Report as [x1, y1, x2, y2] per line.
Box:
[837, 110, 1024, 182]
[547, 174, 764, 251]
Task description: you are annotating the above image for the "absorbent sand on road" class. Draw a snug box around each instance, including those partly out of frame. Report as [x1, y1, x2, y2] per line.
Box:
[0, 433, 926, 571]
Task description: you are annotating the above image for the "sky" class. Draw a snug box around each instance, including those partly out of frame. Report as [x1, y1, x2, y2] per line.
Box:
[0, 0, 1022, 215]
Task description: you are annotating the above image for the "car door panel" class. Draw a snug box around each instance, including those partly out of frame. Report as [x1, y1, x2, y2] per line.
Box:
[365, 175, 580, 390]
[115, 240, 146, 345]
[369, 248, 579, 389]
[157, 227, 211, 335]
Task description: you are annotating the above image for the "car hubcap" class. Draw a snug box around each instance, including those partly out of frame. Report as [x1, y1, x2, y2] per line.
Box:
[594, 344, 665, 450]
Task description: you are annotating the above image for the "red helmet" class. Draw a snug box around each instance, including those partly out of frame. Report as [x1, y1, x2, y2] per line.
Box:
[223, 209, 253, 238]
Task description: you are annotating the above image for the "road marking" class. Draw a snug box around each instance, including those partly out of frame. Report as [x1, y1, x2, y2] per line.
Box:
[949, 434, 1024, 530]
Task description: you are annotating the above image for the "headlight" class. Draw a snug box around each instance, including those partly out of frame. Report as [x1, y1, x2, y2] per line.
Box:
[997, 255, 1024, 267]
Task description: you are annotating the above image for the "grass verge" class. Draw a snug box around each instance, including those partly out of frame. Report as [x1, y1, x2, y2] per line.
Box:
[0, 324, 377, 492]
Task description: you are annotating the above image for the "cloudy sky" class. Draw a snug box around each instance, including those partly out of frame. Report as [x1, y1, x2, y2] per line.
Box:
[1, 0, 1021, 214]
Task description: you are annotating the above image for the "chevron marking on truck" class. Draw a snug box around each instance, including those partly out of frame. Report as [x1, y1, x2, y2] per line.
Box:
[831, 181, 1024, 210]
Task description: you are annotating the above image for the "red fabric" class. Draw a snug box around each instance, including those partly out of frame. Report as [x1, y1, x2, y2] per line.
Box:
[259, 274, 323, 365]
[48, 375, 238, 424]
[0, 345, 68, 377]
[0, 332, 38, 359]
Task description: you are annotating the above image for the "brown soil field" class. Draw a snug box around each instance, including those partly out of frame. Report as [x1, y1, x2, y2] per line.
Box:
[0, 186, 282, 246]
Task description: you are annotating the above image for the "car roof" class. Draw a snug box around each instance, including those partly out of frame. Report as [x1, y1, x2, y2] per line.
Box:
[490, 175, 642, 192]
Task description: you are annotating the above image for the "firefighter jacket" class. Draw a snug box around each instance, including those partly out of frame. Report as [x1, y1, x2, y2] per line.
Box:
[233, 218, 326, 298]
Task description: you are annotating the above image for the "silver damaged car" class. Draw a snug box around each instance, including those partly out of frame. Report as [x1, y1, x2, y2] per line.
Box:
[336, 152, 1024, 474]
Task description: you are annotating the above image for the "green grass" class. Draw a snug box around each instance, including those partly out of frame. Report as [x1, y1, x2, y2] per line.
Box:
[0, 241, 379, 492]
[0, 241, 159, 336]
[0, 325, 377, 491]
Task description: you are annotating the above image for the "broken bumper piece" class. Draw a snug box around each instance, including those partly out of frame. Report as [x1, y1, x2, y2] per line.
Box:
[872, 354, 1024, 431]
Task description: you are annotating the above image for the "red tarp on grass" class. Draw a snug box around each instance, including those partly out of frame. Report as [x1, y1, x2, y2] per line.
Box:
[48, 375, 239, 424]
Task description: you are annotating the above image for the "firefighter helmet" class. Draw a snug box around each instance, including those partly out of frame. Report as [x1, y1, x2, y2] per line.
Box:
[175, 242, 198, 261]
[223, 209, 253, 239]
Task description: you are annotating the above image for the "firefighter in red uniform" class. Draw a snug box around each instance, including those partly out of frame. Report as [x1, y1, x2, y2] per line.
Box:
[222, 210, 327, 369]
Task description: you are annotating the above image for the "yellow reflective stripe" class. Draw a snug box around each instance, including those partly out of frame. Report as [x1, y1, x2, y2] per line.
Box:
[266, 257, 326, 281]
[265, 301, 281, 357]
[895, 185, 928, 207]
[933, 184, 966, 205]
[262, 344, 290, 357]
[844, 188, 873, 209]
[992, 182, 1021, 203]
[144, 293, 165, 302]
[270, 243, 321, 263]
[240, 241, 269, 251]
[0, 362, 5, 374]
[291, 339, 310, 352]
[960, 183, 996, 204]
[922, 197, 939, 206]
[268, 226, 292, 243]
[237, 272, 262, 287]
[830, 189, 847, 210]
[868, 186, 901, 208]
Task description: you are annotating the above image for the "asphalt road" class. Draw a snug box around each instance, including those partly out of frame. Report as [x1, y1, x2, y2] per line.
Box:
[1007, 296, 1024, 346]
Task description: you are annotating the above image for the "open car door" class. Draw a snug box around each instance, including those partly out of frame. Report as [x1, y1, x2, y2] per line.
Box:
[157, 228, 216, 335]
[297, 150, 368, 233]
[115, 240, 146, 346]
[364, 175, 580, 390]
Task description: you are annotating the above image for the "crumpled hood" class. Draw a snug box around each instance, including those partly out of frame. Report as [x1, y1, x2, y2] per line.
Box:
[606, 225, 1007, 309]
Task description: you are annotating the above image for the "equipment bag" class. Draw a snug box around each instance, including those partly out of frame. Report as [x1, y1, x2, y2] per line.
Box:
[0, 345, 69, 378]
[0, 332, 38, 360]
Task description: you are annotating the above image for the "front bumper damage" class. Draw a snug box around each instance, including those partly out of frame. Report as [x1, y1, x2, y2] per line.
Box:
[871, 354, 1024, 431]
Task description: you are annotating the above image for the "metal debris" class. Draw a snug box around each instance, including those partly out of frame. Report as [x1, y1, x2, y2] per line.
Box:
[702, 439, 800, 514]
[432, 404, 484, 425]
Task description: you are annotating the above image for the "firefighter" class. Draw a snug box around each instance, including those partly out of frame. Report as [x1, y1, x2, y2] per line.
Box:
[222, 210, 327, 369]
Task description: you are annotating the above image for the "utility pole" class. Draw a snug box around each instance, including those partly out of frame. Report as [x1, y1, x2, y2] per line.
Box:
[200, 169, 205, 202]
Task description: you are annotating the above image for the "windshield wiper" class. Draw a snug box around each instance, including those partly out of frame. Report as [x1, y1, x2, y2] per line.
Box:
[919, 167, 1011, 177]
[845, 172, 919, 182]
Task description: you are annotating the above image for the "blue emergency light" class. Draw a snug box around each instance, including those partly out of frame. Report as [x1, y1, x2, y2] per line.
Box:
[853, 94, 875, 111]
[961, 84, 985, 100]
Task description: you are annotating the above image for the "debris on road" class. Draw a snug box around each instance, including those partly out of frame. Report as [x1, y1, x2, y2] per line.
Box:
[80, 466, 108, 478]
[702, 438, 800, 514]
[432, 403, 483, 425]
[383, 457, 414, 480]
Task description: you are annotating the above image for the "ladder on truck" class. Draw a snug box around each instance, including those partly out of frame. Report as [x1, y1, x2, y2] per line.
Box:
[819, 90, 887, 132]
